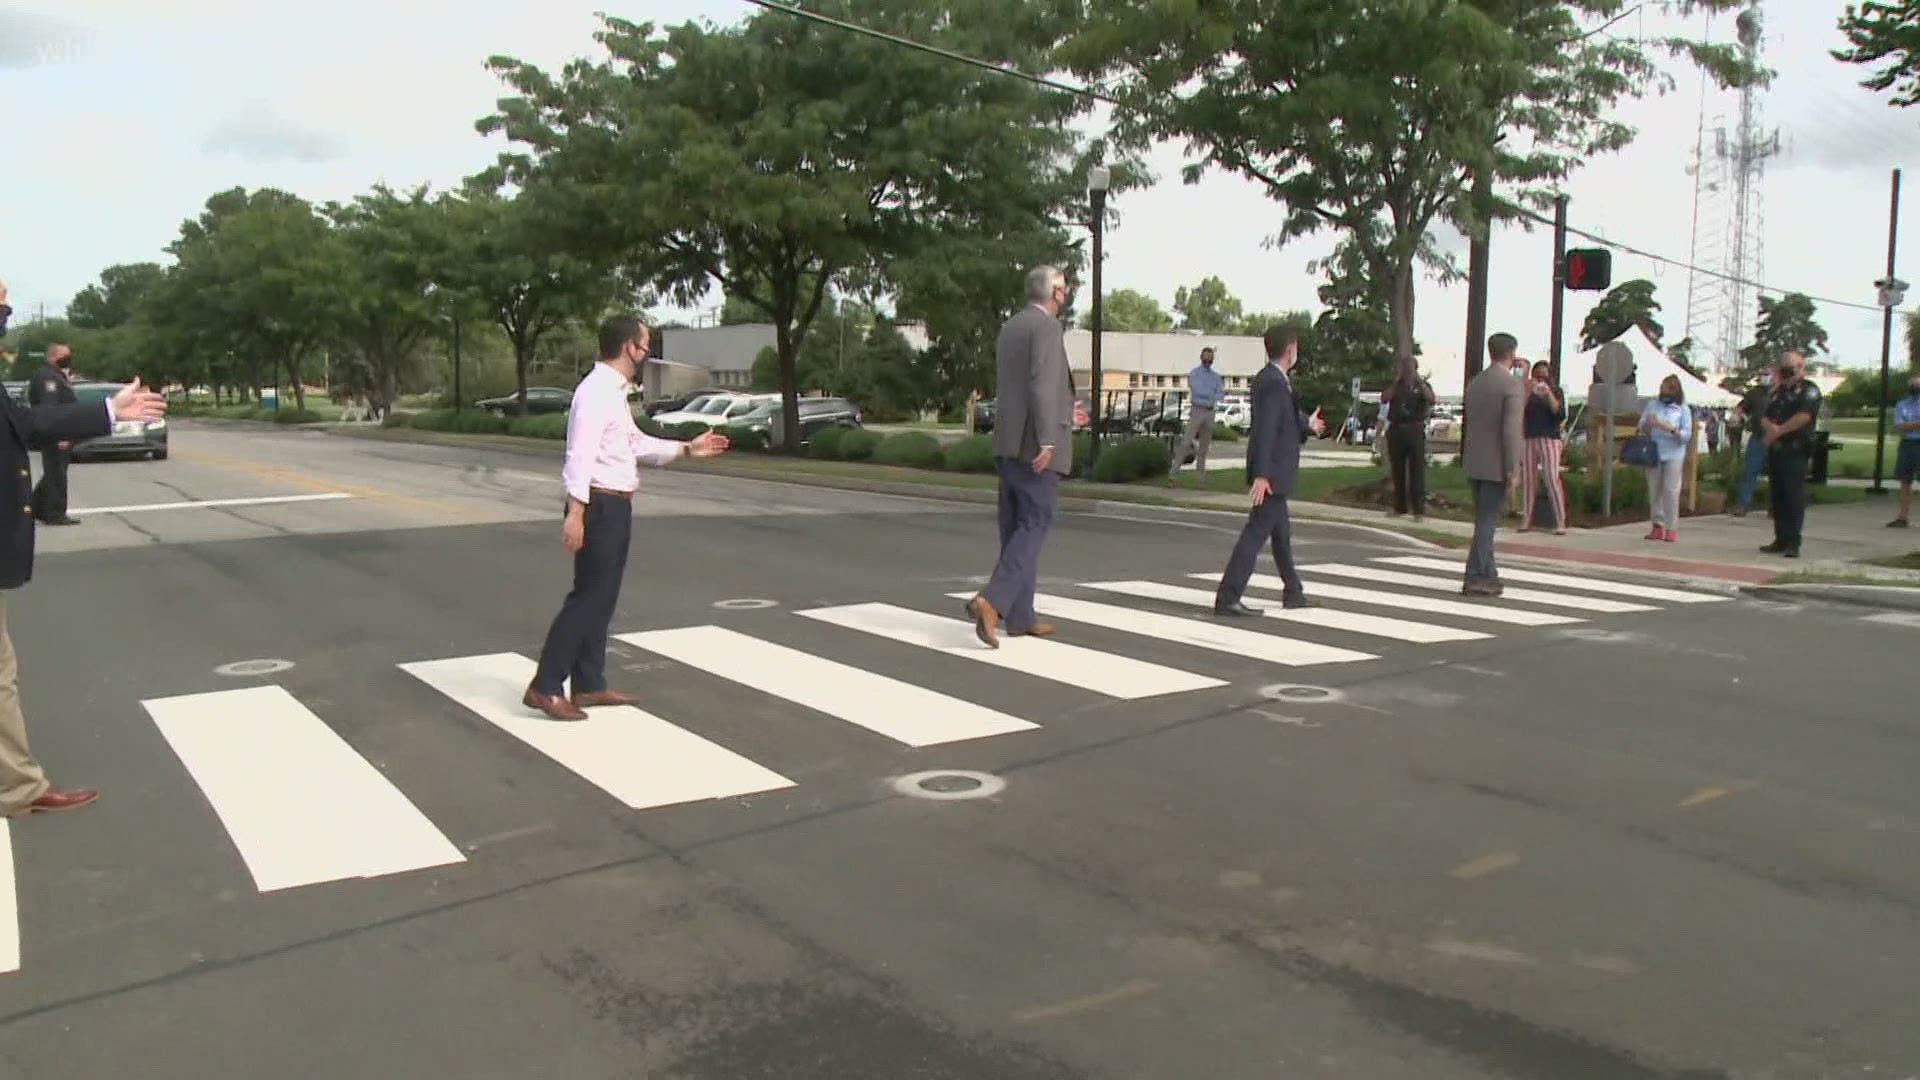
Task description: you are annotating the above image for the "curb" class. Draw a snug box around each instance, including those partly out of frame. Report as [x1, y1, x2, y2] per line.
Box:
[1738, 582, 1920, 612]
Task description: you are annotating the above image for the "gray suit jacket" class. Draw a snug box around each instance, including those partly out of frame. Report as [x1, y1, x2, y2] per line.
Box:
[991, 304, 1074, 475]
[1462, 364, 1526, 483]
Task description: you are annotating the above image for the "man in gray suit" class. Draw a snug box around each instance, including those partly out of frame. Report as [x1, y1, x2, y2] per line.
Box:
[1461, 332, 1527, 595]
[967, 265, 1074, 648]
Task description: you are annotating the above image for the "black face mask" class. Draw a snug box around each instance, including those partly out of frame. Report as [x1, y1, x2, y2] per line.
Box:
[1909, 384, 1920, 398]
[0, 304, 10, 336]
[1659, 392, 1678, 405]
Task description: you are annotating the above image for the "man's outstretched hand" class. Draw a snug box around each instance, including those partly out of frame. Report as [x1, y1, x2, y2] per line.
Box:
[111, 378, 167, 423]
[688, 430, 730, 457]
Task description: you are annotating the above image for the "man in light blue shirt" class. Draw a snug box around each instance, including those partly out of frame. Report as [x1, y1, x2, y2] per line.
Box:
[1890, 374, 1920, 527]
[1171, 347, 1225, 484]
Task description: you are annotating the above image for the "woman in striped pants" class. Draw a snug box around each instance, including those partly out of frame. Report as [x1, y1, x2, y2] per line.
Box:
[1520, 361, 1568, 534]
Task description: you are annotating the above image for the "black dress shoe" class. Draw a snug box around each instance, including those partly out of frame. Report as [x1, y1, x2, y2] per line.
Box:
[1281, 595, 1317, 610]
[1759, 541, 1785, 554]
[1214, 601, 1260, 617]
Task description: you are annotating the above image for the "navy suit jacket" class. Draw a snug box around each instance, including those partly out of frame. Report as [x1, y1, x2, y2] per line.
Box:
[1244, 363, 1311, 496]
[0, 383, 110, 589]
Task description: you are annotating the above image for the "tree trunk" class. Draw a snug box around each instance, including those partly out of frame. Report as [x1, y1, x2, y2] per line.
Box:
[1388, 261, 1417, 360]
[775, 319, 801, 453]
[513, 333, 533, 417]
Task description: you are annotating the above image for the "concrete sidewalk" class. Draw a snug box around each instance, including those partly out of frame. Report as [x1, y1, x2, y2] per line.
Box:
[1291, 490, 1920, 585]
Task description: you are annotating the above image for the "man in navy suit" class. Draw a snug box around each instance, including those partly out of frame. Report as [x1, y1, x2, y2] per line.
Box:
[0, 279, 167, 816]
[1214, 323, 1324, 615]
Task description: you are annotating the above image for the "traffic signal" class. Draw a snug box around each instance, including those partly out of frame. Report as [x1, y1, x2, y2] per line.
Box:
[1563, 247, 1612, 291]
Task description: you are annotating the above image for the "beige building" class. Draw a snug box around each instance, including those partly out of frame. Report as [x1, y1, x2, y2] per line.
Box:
[1065, 329, 1268, 395]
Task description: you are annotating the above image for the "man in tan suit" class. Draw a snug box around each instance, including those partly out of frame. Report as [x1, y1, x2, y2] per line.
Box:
[1460, 333, 1526, 595]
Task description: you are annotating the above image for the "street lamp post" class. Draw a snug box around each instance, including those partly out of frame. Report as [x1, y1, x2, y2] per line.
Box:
[1088, 164, 1110, 470]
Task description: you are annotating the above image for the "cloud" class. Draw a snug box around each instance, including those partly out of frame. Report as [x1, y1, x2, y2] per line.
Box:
[0, 9, 94, 68]
[202, 107, 349, 163]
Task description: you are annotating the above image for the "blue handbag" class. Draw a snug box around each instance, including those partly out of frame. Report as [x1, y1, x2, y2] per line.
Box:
[1620, 434, 1661, 468]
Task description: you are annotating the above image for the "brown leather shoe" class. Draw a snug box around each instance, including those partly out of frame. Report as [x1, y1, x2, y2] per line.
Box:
[8, 787, 99, 817]
[965, 595, 1000, 649]
[1009, 622, 1057, 638]
[523, 686, 588, 721]
[571, 689, 637, 709]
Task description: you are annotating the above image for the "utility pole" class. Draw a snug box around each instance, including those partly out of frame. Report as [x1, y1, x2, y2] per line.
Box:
[1089, 165, 1111, 469]
[1874, 167, 1904, 493]
[1548, 194, 1569, 386]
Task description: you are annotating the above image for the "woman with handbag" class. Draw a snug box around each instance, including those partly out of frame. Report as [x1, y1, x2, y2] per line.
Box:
[1636, 375, 1693, 542]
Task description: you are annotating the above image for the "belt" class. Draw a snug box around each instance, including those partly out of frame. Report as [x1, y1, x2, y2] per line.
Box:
[1190, 402, 1217, 410]
[589, 486, 634, 501]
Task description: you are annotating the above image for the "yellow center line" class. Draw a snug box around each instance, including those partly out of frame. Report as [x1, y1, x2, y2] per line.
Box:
[1012, 978, 1157, 1024]
[171, 449, 472, 519]
[1449, 851, 1522, 880]
[1678, 786, 1730, 809]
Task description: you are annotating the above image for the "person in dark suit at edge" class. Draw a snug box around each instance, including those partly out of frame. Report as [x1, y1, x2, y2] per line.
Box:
[966, 265, 1075, 648]
[27, 342, 80, 526]
[1214, 323, 1327, 615]
[0, 279, 167, 816]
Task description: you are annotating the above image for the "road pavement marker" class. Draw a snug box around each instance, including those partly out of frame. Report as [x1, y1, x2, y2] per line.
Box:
[142, 685, 466, 892]
[619, 626, 1038, 747]
[403, 653, 794, 810]
[1198, 574, 1582, 627]
[0, 821, 14, 974]
[1450, 851, 1522, 880]
[1302, 564, 1656, 614]
[1678, 786, 1731, 808]
[797, 602, 1225, 699]
[1086, 581, 1491, 644]
[943, 592, 1377, 667]
[1376, 557, 1730, 604]
[72, 493, 356, 516]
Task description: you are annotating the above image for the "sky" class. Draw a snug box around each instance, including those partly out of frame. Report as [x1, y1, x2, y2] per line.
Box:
[5, 0, 1920, 380]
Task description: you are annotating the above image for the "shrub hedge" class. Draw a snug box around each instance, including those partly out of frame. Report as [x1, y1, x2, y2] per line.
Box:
[944, 434, 996, 473]
[1091, 435, 1171, 483]
[840, 429, 884, 461]
[873, 431, 945, 469]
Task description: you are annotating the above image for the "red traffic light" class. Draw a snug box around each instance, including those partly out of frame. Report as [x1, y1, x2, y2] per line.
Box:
[1563, 247, 1612, 291]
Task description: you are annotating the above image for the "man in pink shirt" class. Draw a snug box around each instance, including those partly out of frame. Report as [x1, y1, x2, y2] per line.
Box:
[524, 316, 729, 721]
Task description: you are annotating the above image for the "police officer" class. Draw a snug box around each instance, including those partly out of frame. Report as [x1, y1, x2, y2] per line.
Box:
[27, 342, 79, 526]
[1758, 350, 1822, 559]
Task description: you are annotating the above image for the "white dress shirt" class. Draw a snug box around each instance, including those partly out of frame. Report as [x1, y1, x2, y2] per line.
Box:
[560, 362, 686, 503]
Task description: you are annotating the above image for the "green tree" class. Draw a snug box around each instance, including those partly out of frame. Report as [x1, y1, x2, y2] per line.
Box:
[1172, 276, 1243, 333]
[1826, 368, 1890, 417]
[483, 4, 1099, 450]
[1579, 279, 1664, 350]
[1063, 2, 1755, 358]
[326, 185, 451, 411]
[1305, 241, 1397, 418]
[1905, 310, 1920, 370]
[1097, 287, 1172, 333]
[436, 184, 618, 415]
[67, 263, 164, 330]
[1836, 1, 1920, 105]
[1739, 293, 1829, 374]
[163, 187, 341, 412]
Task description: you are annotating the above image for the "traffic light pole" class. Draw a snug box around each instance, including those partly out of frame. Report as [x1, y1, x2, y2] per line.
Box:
[1548, 194, 1568, 386]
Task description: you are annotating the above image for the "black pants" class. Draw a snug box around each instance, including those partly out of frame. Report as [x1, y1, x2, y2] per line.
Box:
[1216, 492, 1301, 607]
[32, 446, 68, 523]
[1768, 445, 1809, 551]
[1385, 424, 1426, 515]
[533, 492, 632, 697]
[981, 456, 1059, 634]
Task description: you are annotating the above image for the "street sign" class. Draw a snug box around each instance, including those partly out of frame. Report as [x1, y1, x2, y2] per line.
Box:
[1594, 340, 1633, 384]
[1586, 382, 1642, 418]
[1349, 376, 1361, 399]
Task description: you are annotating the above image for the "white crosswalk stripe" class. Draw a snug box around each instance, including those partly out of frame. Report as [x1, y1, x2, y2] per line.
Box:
[944, 591, 1378, 666]
[1302, 564, 1657, 614]
[401, 652, 795, 810]
[1375, 556, 1730, 604]
[143, 685, 466, 892]
[797, 602, 1226, 698]
[1083, 581, 1492, 643]
[1195, 573, 1583, 626]
[0, 821, 15, 975]
[619, 625, 1038, 746]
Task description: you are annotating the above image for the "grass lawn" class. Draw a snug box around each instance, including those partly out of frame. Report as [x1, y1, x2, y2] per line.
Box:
[1861, 551, 1920, 570]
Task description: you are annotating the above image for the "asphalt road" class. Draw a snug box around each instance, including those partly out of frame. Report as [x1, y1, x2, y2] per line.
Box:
[0, 420, 1912, 1079]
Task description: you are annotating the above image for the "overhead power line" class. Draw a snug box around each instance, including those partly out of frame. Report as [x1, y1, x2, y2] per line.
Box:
[734, 0, 1121, 105]
[742, 0, 1896, 318]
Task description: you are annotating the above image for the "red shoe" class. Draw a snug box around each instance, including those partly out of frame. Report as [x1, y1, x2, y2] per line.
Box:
[7, 787, 99, 817]
[1663, 528, 1677, 543]
[1645, 526, 1663, 541]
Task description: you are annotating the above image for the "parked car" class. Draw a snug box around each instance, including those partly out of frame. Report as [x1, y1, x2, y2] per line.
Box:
[70, 382, 168, 461]
[653, 393, 766, 428]
[476, 386, 572, 416]
[729, 396, 863, 450]
[644, 388, 728, 417]
[971, 397, 996, 432]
